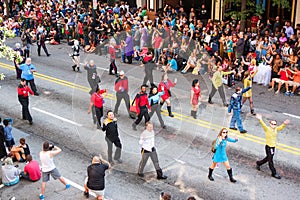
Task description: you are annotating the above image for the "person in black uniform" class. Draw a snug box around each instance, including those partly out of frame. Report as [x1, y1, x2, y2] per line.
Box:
[114, 70, 130, 117]
[84, 155, 110, 199]
[84, 60, 101, 95]
[36, 28, 50, 57]
[102, 110, 122, 165]
[13, 43, 25, 79]
[17, 78, 34, 125]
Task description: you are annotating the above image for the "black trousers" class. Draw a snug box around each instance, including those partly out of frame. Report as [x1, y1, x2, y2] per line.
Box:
[94, 106, 103, 128]
[126, 55, 132, 64]
[37, 44, 49, 56]
[143, 66, 154, 86]
[109, 59, 117, 74]
[257, 145, 277, 175]
[114, 92, 130, 115]
[15, 64, 22, 79]
[105, 136, 122, 162]
[208, 84, 226, 104]
[18, 96, 32, 122]
[138, 148, 163, 177]
[26, 79, 38, 94]
[134, 106, 150, 125]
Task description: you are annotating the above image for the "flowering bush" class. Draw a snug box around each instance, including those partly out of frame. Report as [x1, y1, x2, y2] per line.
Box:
[0, 27, 20, 62]
[0, 73, 5, 80]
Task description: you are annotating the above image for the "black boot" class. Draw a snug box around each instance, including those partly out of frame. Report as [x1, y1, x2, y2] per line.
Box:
[227, 168, 237, 183]
[208, 97, 213, 104]
[251, 109, 256, 115]
[77, 66, 80, 72]
[167, 106, 174, 117]
[208, 168, 214, 181]
[191, 110, 197, 119]
[156, 169, 167, 179]
[191, 110, 193, 117]
[72, 65, 76, 71]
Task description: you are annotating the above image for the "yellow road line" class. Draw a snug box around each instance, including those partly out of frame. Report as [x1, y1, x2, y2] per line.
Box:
[1, 62, 300, 155]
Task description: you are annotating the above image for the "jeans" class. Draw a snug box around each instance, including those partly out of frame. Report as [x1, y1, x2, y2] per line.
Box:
[230, 109, 244, 131]
[154, 48, 161, 63]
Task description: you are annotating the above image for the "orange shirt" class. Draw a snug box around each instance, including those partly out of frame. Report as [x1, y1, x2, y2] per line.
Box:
[293, 71, 300, 83]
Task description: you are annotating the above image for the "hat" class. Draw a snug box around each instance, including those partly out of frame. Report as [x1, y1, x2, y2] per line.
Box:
[119, 70, 125, 75]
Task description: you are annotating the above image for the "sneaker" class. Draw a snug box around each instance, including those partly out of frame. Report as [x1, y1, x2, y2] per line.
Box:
[284, 92, 290, 96]
[39, 194, 45, 200]
[229, 127, 238, 130]
[268, 88, 273, 91]
[256, 162, 261, 171]
[290, 92, 294, 97]
[138, 173, 144, 177]
[272, 174, 281, 179]
[66, 183, 71, 189]
[275, 91, 279, 94]
[240, 130, 247, 134]
[157, 175, 168, 180]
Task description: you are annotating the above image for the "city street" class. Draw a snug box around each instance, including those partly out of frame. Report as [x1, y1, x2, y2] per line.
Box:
[1, 38, 300, 200]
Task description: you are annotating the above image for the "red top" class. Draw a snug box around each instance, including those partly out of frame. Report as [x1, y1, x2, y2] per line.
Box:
[24, 160, 41, 181]
[279, 69, 291, 81]
[115, 77, 128, 92]
[251, 16, 259, 28]
[17, 85, 34, 97]
[135, 93, 150, 114]
[192, 86, 201, 105]
[158, 80, 176, 101]
[109, 47, 116, 60]
[91, 90, 106, 108]
[153, 36, 162, 49]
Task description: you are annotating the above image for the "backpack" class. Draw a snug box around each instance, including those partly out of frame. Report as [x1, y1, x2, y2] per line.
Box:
[211, 139, 217, 153]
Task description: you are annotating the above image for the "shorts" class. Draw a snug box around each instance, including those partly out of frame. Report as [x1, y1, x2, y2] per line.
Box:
[273, 78, 286, 84]
[287, 81, 300, 87]
[42, 168, 61, 182]
[84, 177, 105, 196]
[5, 138, 15, 147]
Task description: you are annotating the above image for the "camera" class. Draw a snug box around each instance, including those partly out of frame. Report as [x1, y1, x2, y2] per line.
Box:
[49, 144, 55, 150]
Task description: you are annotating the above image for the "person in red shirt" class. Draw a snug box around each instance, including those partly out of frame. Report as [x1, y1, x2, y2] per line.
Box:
[21, 154, 41, 182]
[108, 40, 118, 76]
[17, 78, 34, 125]
[88, 86, 107, 129]
[268, 64, 292, 94]
[158, 73, 177, 117]
[251, 15, 259, 33]
[132, 85, 151, 131]
[114, 71, 130, 117]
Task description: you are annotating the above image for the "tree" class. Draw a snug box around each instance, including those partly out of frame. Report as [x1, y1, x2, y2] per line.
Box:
[224, 0, 291, 32]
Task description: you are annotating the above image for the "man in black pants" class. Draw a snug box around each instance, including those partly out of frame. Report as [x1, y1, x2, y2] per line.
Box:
[255, 114, 289, 179]
[36, 28, 50, 57]
[17, 78, 34, 125]
[142, 52, 155, 87]
[102, 110, 122, 165]
[132, 85, 151, 131]
[114, 70, 130, 116]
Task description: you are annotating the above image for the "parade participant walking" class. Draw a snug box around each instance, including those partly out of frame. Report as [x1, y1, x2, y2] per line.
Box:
[255, 114, 289, 179]
[88, 86, 107, 129]
[114, 70, 130, 117]
[21, 28, 32, 59]
[108, 41, 118, 76]
[84, 60, 101, 94]
[18, 58, 39, 96]
[17, 78, 34, 125]
[208, 65, 235, 107]
[142, 52, 155, 87]
[39, 142, 70, 200]
[158, 73, 177, 117]
[228, 86, 251, 133]
[149, 85, 166, 129]
[242, 71, 256, 115]
[190, 79, 201, 119]
[71, 40, 80, 72]
[84, 155, 110, 200]
[132, 85, 151, 131]
[138, 122, 167, 180]
[36, 28, 50, 57]
[13, 43, 24, 79]
[102, 110, 122, 164]
[208, 128, 238, 182]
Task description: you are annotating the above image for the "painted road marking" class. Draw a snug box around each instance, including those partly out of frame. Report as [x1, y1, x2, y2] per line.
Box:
[1, 62, 300, 156]
[32, 107, 83, 127]
[283, 113, 300, 119]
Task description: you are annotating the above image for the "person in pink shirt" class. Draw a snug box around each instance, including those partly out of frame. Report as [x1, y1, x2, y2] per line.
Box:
[22, 155, 41, 182]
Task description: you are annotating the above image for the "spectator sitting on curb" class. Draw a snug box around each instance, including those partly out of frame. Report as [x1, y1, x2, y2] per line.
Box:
[21, 154, 41, 182]
[1, 157, 20, 186]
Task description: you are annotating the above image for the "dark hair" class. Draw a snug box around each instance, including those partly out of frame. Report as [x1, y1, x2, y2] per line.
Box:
[20, 78, 26, 82]
[106, 110, 113, 115]
[43, 141, 50, 151]
[3, 119, 9, 126]
[192, 79, 199, 87]
[26, 154, 33, 162]
[20, 138, 26, 145]
[187, 197, 196, 200]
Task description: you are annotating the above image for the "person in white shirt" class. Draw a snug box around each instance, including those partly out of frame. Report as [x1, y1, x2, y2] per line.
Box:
[39, 142, 70, 200]
[137, 122, 167, 180]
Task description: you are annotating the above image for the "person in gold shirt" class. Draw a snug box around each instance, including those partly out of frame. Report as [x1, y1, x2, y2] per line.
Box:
[255, 114, 289, 179]
[208, 65, 235, 107]
[241, 70, 256, 115]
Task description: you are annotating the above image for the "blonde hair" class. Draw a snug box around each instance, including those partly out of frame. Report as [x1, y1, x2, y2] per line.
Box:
[4, 157, 13, 165]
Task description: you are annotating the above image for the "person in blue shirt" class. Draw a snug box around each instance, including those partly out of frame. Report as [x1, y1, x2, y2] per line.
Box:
[148, 85, 165, 129]
[18, 58, 39, 96]
[3, 119, 15, 152]
[163, 55, 178, 72]
[208, 128, 238, 183]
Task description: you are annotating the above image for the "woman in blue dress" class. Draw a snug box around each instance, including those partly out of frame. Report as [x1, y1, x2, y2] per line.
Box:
[208, 128, 238, 182]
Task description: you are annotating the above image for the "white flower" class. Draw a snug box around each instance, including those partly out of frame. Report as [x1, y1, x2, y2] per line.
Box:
[0, 73, 5, 80]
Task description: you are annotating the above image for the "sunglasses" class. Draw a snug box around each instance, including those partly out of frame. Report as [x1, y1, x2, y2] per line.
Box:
[270, 123, 277, 126]
[222, 131, 228, 134]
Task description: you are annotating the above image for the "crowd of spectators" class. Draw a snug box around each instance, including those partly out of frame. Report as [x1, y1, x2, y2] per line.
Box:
[1, 0, 300, 94]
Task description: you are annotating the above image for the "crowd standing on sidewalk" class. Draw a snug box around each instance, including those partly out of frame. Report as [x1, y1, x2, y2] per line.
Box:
[0, 0, 299, 199]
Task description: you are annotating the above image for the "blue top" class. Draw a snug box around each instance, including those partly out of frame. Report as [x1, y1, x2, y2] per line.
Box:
[168, 59, 178, 71]
[148, 91, 164, 106]
[4, 125, 13, 141]
[212, 137, 238, 163]
[20, 63, 36, 80]
[228, 87, 251, 111]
